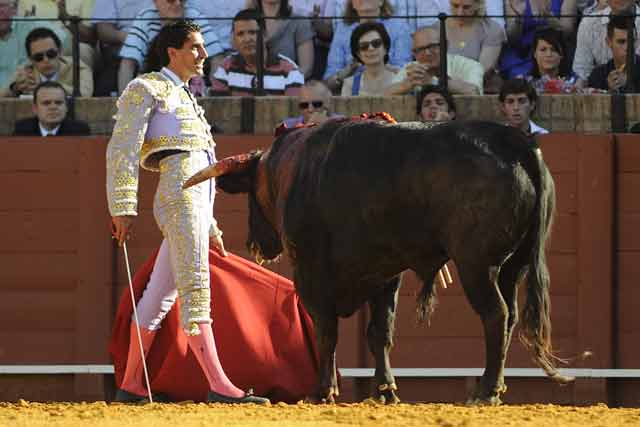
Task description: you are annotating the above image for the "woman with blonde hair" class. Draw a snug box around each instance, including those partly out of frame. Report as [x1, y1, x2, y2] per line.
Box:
[438, 0, 506, 74]
[323, 0, 411, 92]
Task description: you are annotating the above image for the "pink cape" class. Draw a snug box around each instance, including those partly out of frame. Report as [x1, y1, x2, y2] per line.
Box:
[108, 249, 318, 402]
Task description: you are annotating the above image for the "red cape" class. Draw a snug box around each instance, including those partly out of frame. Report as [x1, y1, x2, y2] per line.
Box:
[108, 249, 318, 403]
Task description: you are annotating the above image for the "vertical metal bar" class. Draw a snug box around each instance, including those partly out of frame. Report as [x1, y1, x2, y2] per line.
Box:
[625, 14, 635, 93]
[611, 93, 627, 132]
[71, 16, 81, 98]
[438, 13, 448, 92]
[255, 15, 265, 96]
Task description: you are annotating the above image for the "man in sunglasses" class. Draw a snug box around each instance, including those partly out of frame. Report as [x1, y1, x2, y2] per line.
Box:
[5, 27, 93, 97]
[0, 0, 67, 96]
[384, 26, 483, 96]
[282, 80, 341, 127]
[13, 81, 90, 136]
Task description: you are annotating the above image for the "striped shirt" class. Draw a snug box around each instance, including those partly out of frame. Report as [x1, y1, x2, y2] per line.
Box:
[119, 6, 223, 67]
[210, 52, 304, 96]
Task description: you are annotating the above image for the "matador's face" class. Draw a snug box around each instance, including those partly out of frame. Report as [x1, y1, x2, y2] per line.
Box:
[172, 31, 208, 78]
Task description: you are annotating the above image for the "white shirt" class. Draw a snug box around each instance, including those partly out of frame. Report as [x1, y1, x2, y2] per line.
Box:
[39, 123, 61, 136]
[530, 120, 549, 135]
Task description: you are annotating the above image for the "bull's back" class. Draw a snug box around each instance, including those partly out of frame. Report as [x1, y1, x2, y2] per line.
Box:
[315, 121, 537, 264]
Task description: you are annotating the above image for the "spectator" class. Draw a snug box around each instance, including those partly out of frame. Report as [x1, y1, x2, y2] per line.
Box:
[282, 80, 341, 126]
[0, 0, 67, 92]
[2, 27, 93, 97]
[385, 25, 483, 95]
[210, 8, 304, 96]
[191, 0, 244, 53]
[19, 0, 97, 68]
[323, 0, 412, 93]
[91, 0, 151, 96]
[400, 0, 506, 31]
[499, 78, 548, 135]
[501, 0, 577, 79]
[341, 22, 397, 95]
[13, 81, 90, 136]
[572, 0, 640, 84]
[435, 0, 505, 75]
[587, 15, 640, 93]
[416, 84, 456, 122]
[245, 0, 315, 78]
[527, 27, 577, 94]
[117, 0, 223, 94]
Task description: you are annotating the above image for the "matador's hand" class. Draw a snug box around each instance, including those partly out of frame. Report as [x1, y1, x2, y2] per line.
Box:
[210, 233, 228, 257]
[111, 215, 134, 246]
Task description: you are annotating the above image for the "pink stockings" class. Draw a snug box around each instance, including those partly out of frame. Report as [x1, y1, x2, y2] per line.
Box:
[187, 323, 244, 398]
[119, 322, 156, 396]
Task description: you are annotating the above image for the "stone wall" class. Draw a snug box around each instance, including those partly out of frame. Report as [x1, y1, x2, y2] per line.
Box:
[1, 94, 636, 136]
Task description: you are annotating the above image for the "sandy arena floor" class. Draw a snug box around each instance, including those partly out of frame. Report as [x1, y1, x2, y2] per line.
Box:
[1, 401, 639, 427]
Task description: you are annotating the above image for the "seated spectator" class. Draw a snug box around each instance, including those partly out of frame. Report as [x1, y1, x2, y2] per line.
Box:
[19, 0, 97, 69]
[436, 0, 505, 74]
[282, 80, 341, 126]
[210, 9, 304, 96]
[385, 25, 483, 95]
[2, 27, 93, 97]
[341, 22, 398, 95]
[572, 0, 640, 85]
[0, 0, 67, 93]
[91, 0, 152, 96]
[246, 0, 315, 79]
[501, 0, 577, 79]
[417, 84, 457, 122]
[527, 27, 577, 94]
[323, 0, 412, 93]
[117, 0, 223, 94]
[13, 81, 90, 136]
[587, 15, 640, 93]
[191, 0, 244, 53]
[499, 78, 548, 135]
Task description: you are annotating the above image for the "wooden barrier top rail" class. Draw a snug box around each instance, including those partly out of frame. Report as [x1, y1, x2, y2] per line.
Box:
[2, 366, 640, 379]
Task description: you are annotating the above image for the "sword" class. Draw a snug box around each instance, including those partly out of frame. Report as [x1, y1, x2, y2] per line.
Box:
[122, 241, 154, 403]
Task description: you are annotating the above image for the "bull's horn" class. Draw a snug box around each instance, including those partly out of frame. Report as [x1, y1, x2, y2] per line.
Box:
[182, 153, 256, 190]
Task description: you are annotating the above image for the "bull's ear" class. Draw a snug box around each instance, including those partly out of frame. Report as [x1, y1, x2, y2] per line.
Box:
[182, 152, 261, 190]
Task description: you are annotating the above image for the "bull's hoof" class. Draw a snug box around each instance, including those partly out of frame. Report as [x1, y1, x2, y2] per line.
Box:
[304, 386, 339, 404]
[375, 383, 400, 405]
[465, 395, 502, 406]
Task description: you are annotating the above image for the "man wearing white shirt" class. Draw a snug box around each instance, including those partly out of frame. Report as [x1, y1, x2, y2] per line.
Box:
[499, 78, 549, 136]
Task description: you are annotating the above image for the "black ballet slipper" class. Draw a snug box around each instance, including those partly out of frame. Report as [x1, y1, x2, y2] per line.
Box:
[113, 389, 170, 404]
[207, 389, 270, 404]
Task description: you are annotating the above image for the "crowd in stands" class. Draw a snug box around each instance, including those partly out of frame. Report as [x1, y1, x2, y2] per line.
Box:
[2, 0, 640, 134]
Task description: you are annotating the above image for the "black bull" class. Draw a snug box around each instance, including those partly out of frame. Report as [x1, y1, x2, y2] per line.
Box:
[184, 118, 572, 404]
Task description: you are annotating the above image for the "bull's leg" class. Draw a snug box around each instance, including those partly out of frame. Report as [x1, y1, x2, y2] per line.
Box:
[310, 313, 339, 403]
[497, 254, 526, 363]
[456, 260, 509, 405]
[366, 276, 401, 404]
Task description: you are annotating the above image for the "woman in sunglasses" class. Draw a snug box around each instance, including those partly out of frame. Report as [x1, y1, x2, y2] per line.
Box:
[341, 21, 398, 96]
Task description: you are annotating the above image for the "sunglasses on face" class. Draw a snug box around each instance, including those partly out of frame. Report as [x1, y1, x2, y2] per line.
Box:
[31, 48, 58, 62]
[412, 43, 439, 55]
[299, 100, 324, 109]
[358, 38, 383, 51]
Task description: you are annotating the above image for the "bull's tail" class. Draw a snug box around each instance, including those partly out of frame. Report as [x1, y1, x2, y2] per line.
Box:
[518, 143, 573, 384]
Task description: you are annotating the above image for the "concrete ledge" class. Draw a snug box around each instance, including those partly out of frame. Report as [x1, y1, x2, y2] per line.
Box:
[2, 94, 638, 136]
